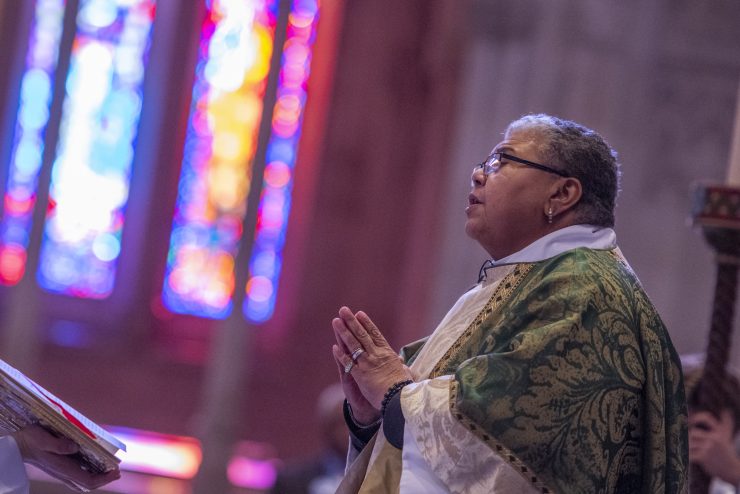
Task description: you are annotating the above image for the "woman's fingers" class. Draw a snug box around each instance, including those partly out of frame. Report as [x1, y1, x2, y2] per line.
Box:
[338, 306, 376, 349]
[332, 319, 352, 354]
[334, 343, 364, 378]
[332, 344, 346, 364]
[332, 345, 345, 374]
[333, 318, 364, 363]
[355, 311, 390, 348]
[334, 307, 372, 356]
[333, 306, 393, 361]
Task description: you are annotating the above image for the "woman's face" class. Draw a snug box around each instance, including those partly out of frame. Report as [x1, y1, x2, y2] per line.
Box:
[465, 127, 558, 259]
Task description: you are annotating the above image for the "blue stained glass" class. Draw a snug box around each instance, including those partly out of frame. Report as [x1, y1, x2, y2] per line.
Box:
[92, 233, 121, 261]
[245, 298, 273, 322]
[243, 0, 319, 323]
[37, 0, 157, 298]
[20, 69, 52, 102]
[14, 139, 44, 176]
[3, 224, 29, 245]
[106, 89, 142, 120]
[250, 250, 276, 276]
[265, 141, 294, 164]
[79, 1, 118, 29]
[19, 101, 50, 130]
[0, 0, 67, 285]
[7, 185, 33, 202]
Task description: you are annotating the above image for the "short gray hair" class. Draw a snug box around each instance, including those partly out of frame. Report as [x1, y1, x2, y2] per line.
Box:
[506, 114, 621, 228]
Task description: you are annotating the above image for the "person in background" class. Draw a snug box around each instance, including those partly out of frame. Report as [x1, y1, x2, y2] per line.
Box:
[270, 383, 348, 494]
[330, 114, 687, 493]
[0, 424, 120, 493]
[683, 354, 740, 494]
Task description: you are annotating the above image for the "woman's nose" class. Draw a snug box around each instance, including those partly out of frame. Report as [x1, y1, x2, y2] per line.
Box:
[471, 168, 486, 187]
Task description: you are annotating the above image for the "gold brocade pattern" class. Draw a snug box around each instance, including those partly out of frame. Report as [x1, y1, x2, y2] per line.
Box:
[439, 248, 687, 493]
[429, 264, 534, 379]
[448, 379, 552, 493]
[341, 248, 688, 494]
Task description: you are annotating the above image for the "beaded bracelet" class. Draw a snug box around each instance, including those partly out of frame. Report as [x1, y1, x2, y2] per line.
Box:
[380, 379, 413, 416]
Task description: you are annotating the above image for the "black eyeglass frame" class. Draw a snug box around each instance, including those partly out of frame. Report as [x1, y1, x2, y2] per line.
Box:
[474, 152, 569, 177]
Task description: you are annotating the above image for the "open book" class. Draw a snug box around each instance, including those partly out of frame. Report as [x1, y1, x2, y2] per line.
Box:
[0, 359, 125, 478]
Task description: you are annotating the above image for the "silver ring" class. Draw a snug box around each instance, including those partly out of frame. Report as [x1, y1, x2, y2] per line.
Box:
[350, 348, 365, 361]
[344, 359, 354, 374]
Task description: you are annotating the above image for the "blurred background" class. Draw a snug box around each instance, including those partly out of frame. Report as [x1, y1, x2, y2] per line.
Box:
[0, 0, 739, 492]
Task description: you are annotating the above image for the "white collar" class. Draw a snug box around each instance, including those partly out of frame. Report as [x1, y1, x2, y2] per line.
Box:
[492, 224, 617, 266]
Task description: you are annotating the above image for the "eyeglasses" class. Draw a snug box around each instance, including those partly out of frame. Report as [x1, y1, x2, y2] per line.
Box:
[473, 152, 568, 177]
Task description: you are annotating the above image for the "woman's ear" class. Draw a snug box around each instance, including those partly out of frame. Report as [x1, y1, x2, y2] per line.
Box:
[548, 177, 582, 216]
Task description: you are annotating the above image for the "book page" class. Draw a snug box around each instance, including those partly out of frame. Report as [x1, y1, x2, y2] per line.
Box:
[0, 359, 125, 462]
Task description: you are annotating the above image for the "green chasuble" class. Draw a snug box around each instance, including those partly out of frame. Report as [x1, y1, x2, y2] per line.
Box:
[397, 248, 688, 493]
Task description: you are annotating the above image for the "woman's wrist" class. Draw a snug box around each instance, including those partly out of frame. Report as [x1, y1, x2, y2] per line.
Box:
[343, 401, 381, 451]
[345, 401, 380, 428]
[380, 379, 414, 417]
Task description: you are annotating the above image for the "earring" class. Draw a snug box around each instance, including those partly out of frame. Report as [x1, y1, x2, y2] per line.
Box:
[547, 207, 553, 224]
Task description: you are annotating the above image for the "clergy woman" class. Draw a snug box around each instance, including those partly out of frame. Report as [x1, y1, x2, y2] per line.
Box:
[330, 114, 688, 494]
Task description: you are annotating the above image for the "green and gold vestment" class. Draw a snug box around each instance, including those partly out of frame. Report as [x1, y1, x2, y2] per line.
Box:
[343, 248, 688, 494]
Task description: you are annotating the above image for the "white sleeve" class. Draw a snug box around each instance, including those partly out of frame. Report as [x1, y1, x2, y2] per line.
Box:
[0, 435, 30, 494]
[399, 376, 538, 494]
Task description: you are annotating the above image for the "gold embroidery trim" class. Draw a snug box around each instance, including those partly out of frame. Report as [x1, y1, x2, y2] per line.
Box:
[448, 380, 555, 494]
[429, 263, 534, 378]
